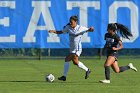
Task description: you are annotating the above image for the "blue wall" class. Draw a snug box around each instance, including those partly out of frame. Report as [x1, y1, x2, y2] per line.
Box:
[0, 0, 139, 48]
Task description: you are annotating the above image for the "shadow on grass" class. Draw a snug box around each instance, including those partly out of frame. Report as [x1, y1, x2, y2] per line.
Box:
[0, 81, 45, 82]
[0, 80, 100, 85]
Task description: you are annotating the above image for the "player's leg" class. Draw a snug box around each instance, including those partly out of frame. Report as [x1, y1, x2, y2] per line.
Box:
[104, 56, 115, 80]
[111, 61, 131, 73]
[112, 52, 137, 72]
[112, 62, 137, 72]
[58, 53, 74, 81]
[72, 54, 91, 79]
[111, 61, 120, 73]
[72, 54, 88, 71]
[99, 56, 115, 83]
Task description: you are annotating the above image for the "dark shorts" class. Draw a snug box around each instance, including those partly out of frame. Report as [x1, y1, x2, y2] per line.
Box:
[107, 52, 118, 61]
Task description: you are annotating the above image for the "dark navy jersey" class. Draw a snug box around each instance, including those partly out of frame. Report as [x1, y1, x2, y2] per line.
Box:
[104, 33, 121, 54]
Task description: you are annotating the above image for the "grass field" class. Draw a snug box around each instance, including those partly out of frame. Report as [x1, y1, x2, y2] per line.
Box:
[0, 57, 140, 93]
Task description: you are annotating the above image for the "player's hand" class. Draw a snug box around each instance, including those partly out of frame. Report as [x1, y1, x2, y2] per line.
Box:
[112, 47, 117, 50]
[88, 27, 94, 32]
[48, 30, 55, 33]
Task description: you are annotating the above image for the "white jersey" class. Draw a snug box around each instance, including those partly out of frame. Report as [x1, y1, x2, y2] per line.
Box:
[62, 25, 88, 56]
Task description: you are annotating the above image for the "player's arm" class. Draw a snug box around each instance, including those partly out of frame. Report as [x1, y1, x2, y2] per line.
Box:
[49, 24, 69, 34]
[112, 41, 123, 51]
[87, 27, 94, 32]
[74, 26, 94, 36]
[49, 30, 63, 34]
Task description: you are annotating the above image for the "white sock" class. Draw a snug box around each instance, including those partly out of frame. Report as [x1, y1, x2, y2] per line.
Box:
[63, 62, 70, 77]
[78, 61, 88, 71]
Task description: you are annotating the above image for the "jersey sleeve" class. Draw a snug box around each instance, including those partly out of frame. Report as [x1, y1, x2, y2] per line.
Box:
[80, 26, 89, 31]
[74, 26, 89, 36]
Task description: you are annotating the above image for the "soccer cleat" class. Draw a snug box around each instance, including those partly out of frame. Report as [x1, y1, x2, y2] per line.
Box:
[85, 69, 91, 79]
[58, 76, 66, 81]
[99, 79, 110, 84]
[128, 63, 138, 72]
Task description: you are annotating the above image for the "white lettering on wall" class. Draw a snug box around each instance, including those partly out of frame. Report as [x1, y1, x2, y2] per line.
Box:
[109, 1, 139, 42]
[23, 1, 60, 43]
[0, 1, 16, 42]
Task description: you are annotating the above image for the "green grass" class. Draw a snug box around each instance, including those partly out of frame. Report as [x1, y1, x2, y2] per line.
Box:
[0, 57, 140, 93]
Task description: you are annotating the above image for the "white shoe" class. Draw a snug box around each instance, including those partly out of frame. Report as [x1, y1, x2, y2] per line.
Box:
[99, 79, 110, 83]
[128, 63, 137, 72]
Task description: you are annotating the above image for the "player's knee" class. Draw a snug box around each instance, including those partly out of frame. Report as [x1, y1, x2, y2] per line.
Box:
[73, 62, 78, 65]
[72, 60, 78, 65]
[104, 62, 112, 67]
[104, 64, 110, 67]
[114, 70, 120, 73]
[115, 71, 120, 73]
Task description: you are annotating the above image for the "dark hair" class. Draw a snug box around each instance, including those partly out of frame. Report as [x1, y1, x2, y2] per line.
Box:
[107, 23, 132, 39]
[63, 15, 78, 29]
[63, 23, 70, 29]
[70, 15, 78, 22]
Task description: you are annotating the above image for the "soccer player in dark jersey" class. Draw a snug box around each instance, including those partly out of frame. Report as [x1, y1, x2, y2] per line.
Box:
[99, 23, 137, 83]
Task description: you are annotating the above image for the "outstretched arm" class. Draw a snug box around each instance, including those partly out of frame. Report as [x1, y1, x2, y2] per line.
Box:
[49, 30, 63, 34]
[87, 27, 94, 32]
[74, 26, 94, 36]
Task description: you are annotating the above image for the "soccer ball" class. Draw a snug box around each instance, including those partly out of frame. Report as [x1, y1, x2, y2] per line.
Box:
[46, 74, 55, 82]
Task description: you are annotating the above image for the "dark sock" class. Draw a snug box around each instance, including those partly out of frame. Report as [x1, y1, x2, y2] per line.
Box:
[119, 66, 130, 72]
[105, 66, 110, 80]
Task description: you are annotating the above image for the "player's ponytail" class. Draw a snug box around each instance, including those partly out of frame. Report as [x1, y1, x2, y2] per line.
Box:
[115, 23, 132, 39]
[107, 23, 133, 39]
[63, 23, 70, 29]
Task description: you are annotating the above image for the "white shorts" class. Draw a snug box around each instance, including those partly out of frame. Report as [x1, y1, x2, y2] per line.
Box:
[70, 50, 82, 57]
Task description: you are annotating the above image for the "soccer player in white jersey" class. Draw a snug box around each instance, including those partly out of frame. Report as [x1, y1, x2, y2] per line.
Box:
[49, 15, 94, 81]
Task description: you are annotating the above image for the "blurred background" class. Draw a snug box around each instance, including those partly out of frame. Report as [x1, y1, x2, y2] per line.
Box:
[0, 0, 140, 59]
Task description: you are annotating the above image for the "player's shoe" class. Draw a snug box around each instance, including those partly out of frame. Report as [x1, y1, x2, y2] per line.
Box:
[128, 63, 138, 72]
[85, 69, 91, 79]
[99, 79, 110, 83]
[58, 76, 66, 81]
